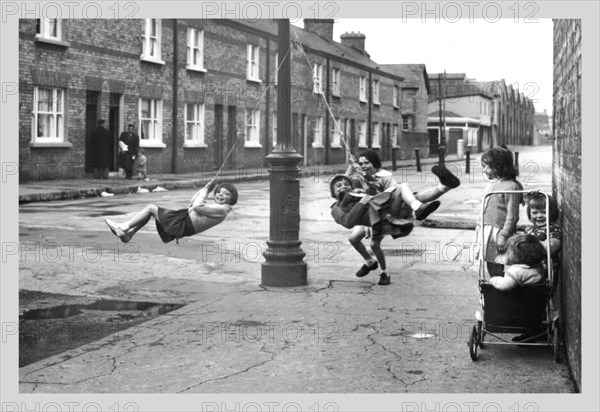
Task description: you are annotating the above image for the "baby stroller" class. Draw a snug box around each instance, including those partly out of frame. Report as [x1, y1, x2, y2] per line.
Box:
[468, 190, 560, 362]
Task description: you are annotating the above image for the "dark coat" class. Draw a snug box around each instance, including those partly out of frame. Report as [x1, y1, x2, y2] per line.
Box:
[119, 130, 140, 156]
[90, 125, 112, 168]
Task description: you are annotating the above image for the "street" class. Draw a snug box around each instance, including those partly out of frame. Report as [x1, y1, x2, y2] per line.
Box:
[17, 146, 576, 393]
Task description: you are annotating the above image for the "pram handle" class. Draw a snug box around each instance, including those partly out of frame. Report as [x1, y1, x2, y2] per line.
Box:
[478, 190, 554, 285]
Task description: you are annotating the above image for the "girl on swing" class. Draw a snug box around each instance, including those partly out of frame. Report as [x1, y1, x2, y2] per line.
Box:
[105, 179, 238, 243]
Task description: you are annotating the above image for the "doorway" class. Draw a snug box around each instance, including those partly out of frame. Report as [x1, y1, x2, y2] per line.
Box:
[214, 104, 223, 169]
[227, 105, 237, 169]
[85, 91, 100, 175]
[109, 93, 122, 171]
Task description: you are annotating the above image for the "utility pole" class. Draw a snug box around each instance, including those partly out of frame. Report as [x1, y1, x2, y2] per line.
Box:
[261, 19, 307, 287]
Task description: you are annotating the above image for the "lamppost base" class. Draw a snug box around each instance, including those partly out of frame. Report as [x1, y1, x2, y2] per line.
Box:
[261, 262, 307, 287]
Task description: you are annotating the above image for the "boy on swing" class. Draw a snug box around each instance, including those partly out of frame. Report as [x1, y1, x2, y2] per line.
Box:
[105, 179, 238, 243]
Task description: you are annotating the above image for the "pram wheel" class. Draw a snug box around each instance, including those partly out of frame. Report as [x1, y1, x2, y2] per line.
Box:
[477, 321, 485, 349]
[469, 325, 479, 360]
[553, 319, 561, 363]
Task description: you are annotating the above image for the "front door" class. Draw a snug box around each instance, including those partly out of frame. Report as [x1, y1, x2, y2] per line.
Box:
[214, 104, 223, 170]
[226, 105, 237, 170]
[109, 93, 121, 171]
[85, 91, 100, 175]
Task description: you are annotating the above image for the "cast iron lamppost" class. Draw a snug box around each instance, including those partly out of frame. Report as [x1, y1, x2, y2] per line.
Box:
[261, 19, 307, 287]
[437, 72, 446, 166]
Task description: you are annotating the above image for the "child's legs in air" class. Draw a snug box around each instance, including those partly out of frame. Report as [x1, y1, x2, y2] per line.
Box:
[390, 184, 422, 217]
[122, 204, 159, 235]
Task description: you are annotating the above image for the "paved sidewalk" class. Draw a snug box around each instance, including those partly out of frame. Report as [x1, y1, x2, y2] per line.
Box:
[19, 153, 465, 203]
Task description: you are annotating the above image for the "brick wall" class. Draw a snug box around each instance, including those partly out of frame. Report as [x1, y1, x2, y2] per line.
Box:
[552, 18, 581, 391]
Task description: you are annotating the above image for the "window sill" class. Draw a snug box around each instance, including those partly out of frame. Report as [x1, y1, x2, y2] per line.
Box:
[187, 65, 207, 73]
[358, 144, 368, 149]
[246, 77, 262, 84]
[140, 56, 166, 65]
[34, 36, 70, 47]
[331, 144, 343, 149]
[29, 141, 72, 148]
[140, 141, 167, 148]
[371, 145, 381, 149]
[373, 102, 381, 106]
[183, 142, 207, 148]
[359, 99, 367, 104]
[244, 142, 263, 148]
[331, 94, 341, 99]
[312, 143, 325, 149]
[393, 105, 399, 110]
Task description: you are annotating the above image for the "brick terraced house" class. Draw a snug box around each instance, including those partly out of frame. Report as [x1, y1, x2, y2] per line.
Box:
[19, 19, 431, 182]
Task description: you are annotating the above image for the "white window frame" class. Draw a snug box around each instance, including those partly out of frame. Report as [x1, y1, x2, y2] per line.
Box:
[312, 116, 323, 148]
[331, 117, 341, 148]
[247, 44, 261, 82]
[392, 124, 400, 147]
[372, 80, 380, 105]
[184, 103, 206, 147]
[31, 86, 65, 144]
[393, 85, 399, 108]
[141, 19, 165, 64]
[139, 98, 165, 147]
[359, 76, 367, 102]
[402, 115, 413, 131]
[331, 68, 341, 97]
[36, 18, 62, 41]
[244, 109, 261, 147]
[186, 28, 205, 72]
[313, 63, 323, 94]
[358, 120, 367, 147]
[372, 122, 381, 148]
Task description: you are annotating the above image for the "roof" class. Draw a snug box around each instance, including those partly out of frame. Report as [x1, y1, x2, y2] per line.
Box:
[427, 73, 495, 102]
[428, 110, 462, 118]
[380, 64, 430, 94]
[232, 20, 399, 78]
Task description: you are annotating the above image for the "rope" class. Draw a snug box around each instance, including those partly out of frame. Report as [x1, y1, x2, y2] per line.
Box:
[212, 47, 292, 181]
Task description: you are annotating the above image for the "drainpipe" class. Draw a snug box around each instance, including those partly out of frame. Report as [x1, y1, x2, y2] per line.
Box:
[265, 37, 271, 157]
[324, 58, 330, 164]
[367, 71, 372, 148]
[171, 19, 178, 174]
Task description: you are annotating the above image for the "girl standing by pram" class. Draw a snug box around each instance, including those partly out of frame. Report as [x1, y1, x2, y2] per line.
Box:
[476, 146, 524, 277]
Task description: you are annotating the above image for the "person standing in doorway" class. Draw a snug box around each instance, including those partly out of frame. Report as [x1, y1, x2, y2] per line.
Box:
[119, 123, 140, 179]
[90, 119, 112, 179]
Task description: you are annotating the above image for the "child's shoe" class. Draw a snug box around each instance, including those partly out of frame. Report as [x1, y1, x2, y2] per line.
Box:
[432, 165, 460, 188]
[356, 261, 378, 277]
[378, 272, 391, 285]
[105, 219, 131, 243]
[415, 201, 440, 220]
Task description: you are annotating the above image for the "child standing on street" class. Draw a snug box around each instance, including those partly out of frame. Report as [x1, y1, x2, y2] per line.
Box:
[105, 180, 237, 244]
[476, 146, 524, 277]
[136, 149, 148, 181]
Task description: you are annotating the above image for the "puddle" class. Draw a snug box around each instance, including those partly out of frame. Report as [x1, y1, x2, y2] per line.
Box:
[20, 300, 183, 320]
[20, 296, 184, 367]
[85, 211, 127, 217]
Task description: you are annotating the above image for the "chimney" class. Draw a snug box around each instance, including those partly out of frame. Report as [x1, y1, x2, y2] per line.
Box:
[340, 31, 366, 54]
[303, 19, 334, 41]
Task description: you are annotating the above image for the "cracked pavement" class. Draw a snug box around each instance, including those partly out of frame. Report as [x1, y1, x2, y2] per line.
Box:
[17, 146, 575, 393]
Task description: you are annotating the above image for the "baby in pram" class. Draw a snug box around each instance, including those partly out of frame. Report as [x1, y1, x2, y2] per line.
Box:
[488, 233, 546, 291]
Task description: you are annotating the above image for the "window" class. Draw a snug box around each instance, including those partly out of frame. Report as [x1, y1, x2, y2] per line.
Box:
[372, 80, 380, 105]
[393, 85, 399, 108]
[247, 44, 260, 82]
[313, 117, 323, 147]
[313, 63, 323, 94]
[331, 118, 341, 147]
[244, 109, 261, 146]
[372, 122, 380, 147]
[184, 103, 205, 146]
[141, 19, 164, 64]
[359, 76, 367, 102]
[392, 124, 399, 146]
[187, 28, 205, 71]
[331, 68, 341, 97]
[139, 98, 163, 146]
[32, 86, 65, 143]
[402, 115, 413, 131]
[358, 120, 367, 147]
[36, 19, 62, 41]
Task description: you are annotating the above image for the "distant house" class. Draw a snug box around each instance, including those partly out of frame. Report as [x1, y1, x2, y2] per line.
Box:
[379, 64, 431, 159]
[533, 110, 552, 144]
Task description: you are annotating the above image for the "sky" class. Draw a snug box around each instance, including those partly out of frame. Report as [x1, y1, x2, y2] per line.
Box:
[302, 19, 553, 114]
